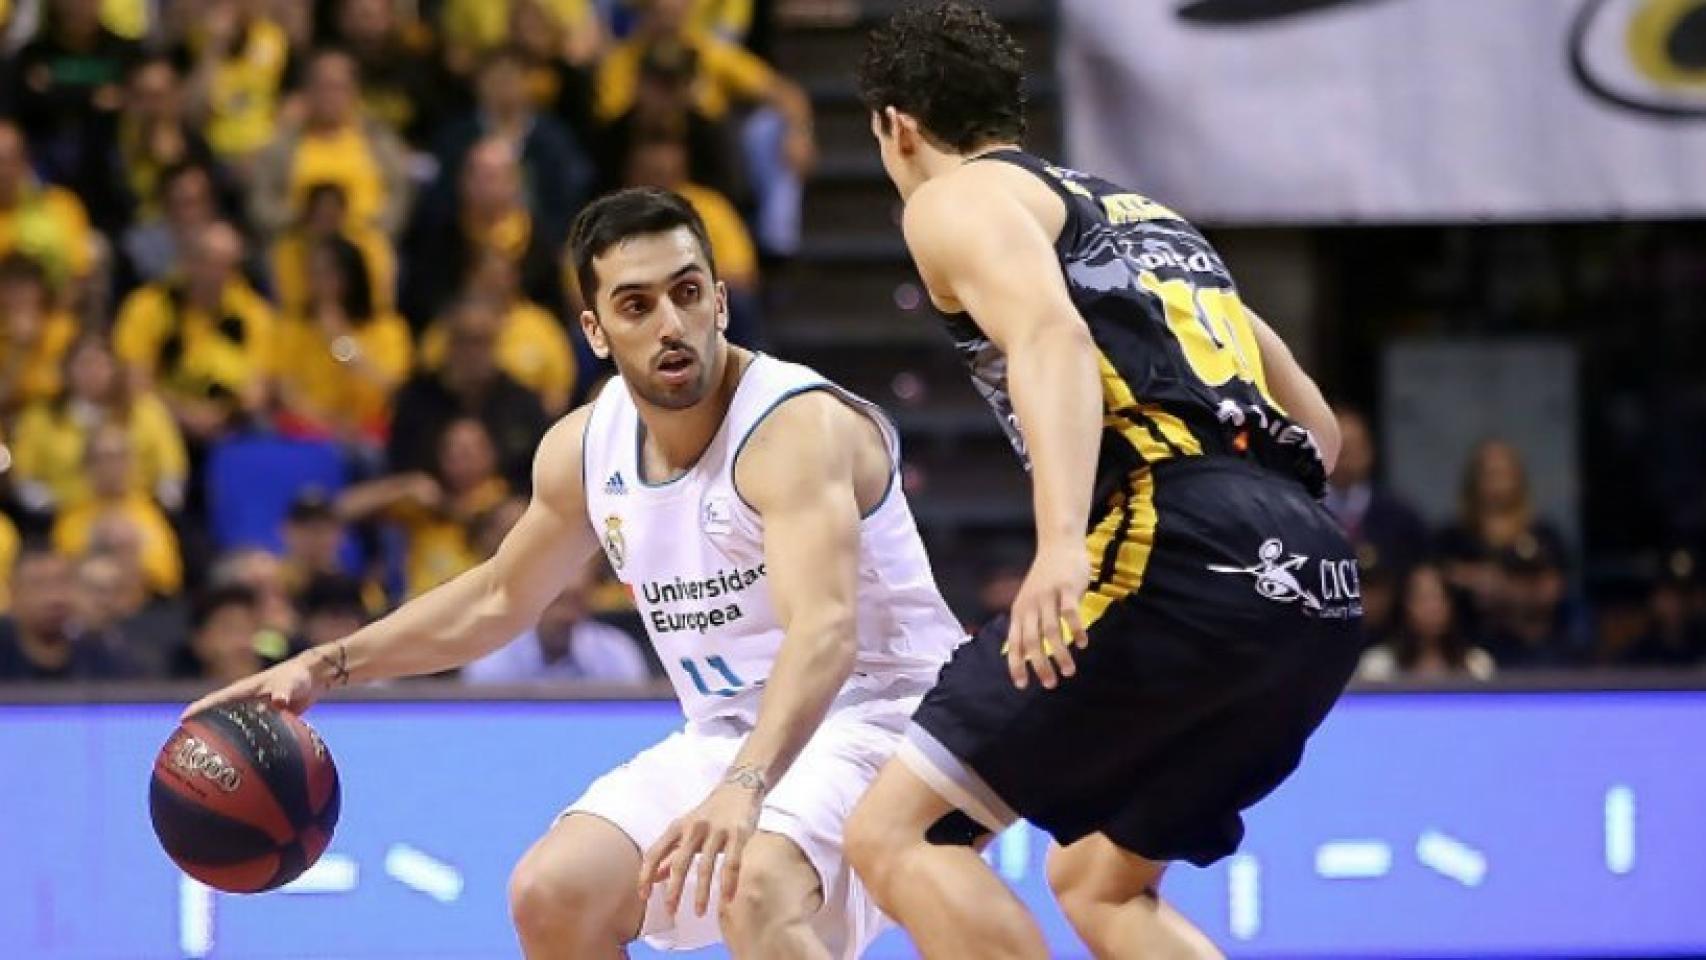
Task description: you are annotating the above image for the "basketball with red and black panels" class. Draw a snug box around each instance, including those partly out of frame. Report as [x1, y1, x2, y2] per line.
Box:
[149, 701, 341, 893]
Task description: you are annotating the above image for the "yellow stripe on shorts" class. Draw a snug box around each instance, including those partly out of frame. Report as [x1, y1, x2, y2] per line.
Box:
[1079, 468, 1158, 629]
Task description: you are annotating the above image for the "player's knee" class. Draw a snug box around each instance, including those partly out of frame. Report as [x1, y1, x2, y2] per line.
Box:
[715, 873, 781, 937]
[843, 800, 900, 887]
[716, 853, 809, 938]
[1046, 849, 1097, 917]
[1046, 841, 1156, 917]
[508, 846, 610, 941]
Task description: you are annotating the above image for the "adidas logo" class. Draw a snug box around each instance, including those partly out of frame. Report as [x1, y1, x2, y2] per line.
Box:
[604, 472, 627, 496]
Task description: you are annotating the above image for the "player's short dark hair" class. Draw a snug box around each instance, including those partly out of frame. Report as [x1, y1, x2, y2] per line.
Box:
[569, 187, 717, 306]
[857, 1, 1027, 152]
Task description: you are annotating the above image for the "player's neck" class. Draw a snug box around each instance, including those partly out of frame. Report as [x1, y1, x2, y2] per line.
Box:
[636, 346, 751, 477]
[926, 141, 1023, 180]
[959, 141, 1023, 164]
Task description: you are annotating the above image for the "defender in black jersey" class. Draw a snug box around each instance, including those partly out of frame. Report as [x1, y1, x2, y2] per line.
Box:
[844, 6, 1365, 959]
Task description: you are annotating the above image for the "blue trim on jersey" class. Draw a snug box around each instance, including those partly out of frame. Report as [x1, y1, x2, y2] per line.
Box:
[633, 419, 694, 489]
[730, 385, 899, 521]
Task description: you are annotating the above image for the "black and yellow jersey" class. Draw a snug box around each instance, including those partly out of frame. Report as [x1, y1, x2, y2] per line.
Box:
[940, 149, 1326, 502]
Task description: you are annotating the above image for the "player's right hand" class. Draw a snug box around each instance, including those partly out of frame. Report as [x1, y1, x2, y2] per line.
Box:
[181, 655, 321, 721]
[1004, 543, 1092, 690]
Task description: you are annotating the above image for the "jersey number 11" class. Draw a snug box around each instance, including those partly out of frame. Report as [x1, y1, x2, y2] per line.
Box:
[680, 655, 745, 697]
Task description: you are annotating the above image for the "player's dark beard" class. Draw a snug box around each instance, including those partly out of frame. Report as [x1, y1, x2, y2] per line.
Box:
[628, 333, 715, 411]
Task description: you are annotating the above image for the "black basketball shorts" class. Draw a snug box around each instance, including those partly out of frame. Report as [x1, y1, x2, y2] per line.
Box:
[903, 456, 1366, 866]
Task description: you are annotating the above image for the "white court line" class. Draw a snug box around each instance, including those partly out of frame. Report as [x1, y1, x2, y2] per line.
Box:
[1605, 785, 1636, 875]
[385, 844, 464, 903]
[1227, 854, 1260, 941]
[178, 876, 214, 958]
[280, 853, 359, 894]
[1315, 840, 1392, 879]
[991, 823, 1030, 882]
[1416, 830, 1486, 887]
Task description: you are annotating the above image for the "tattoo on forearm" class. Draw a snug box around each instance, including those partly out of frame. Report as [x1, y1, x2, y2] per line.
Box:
[323, 643, 350, 688]
[724, 764, 767, 792]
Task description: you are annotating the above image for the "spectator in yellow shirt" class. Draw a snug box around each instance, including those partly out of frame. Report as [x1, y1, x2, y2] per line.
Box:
[53, 421, 183, 596]
[440, 0, 604, 77]
[10, 333, 188, 519]
[420, 254, 575, 414]
[113, 220, 274, 441]
[594, 40, 745, 203]
[338, 416, 511, 599]
[273, 232, 412, 446]
[268, 182, 395, 317]
[0, 121, 94, 306]
[0, 513, 18, 613]
[603, 0, 814, 255]
[596, 0, 810, 137]
[249, 49, 413, 242]
[619, 0, 753, 44]
[180, 0, 293, 166]
[0, 254, 80, 417]
[625, 132, 756, 288]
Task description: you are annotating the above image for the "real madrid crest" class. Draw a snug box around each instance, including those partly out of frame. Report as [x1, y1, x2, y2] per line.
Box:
[603, 515, 626, 569]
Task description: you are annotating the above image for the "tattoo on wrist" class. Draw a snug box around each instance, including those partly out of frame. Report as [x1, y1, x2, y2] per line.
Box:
[724, 764, 767, 792]
[322, 643, 350, 688]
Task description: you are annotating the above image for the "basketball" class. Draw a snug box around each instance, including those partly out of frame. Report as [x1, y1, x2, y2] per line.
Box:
[149, 701, 341, 893]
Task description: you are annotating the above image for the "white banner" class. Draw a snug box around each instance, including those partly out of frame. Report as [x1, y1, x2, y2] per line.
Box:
[1061, 0, 1706, 223]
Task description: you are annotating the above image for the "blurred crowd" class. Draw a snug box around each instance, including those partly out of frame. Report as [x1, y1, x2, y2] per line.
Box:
[967, 410, 1706, 685]
[0, 0, 816, 685]
[0, 0, 1699, 691]
[1325, 408, 1706, 681]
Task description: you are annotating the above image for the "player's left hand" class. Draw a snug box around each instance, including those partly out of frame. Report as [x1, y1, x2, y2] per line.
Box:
[638, 771, 766, 917]
[1005, 542, 1092, 690]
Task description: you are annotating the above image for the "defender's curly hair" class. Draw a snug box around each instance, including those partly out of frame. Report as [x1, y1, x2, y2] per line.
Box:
[856, 2, 1027, 152]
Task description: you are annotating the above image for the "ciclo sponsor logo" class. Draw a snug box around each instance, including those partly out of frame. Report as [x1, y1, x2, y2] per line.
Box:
[1209, 538, 1324, 611]
[1207, 539, 1365, 620]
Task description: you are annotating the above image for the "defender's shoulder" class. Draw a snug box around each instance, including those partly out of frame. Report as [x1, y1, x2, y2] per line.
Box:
[904, 161, 1065, 246]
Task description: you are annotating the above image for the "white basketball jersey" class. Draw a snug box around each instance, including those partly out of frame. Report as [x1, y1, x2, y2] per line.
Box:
[582, 355, 965, 724]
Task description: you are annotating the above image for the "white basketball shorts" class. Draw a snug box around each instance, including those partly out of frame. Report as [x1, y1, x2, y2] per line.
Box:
[561, 694, 916, 957]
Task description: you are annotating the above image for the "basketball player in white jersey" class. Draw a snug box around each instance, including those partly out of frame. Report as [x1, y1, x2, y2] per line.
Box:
[185, 187, 966, 959]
